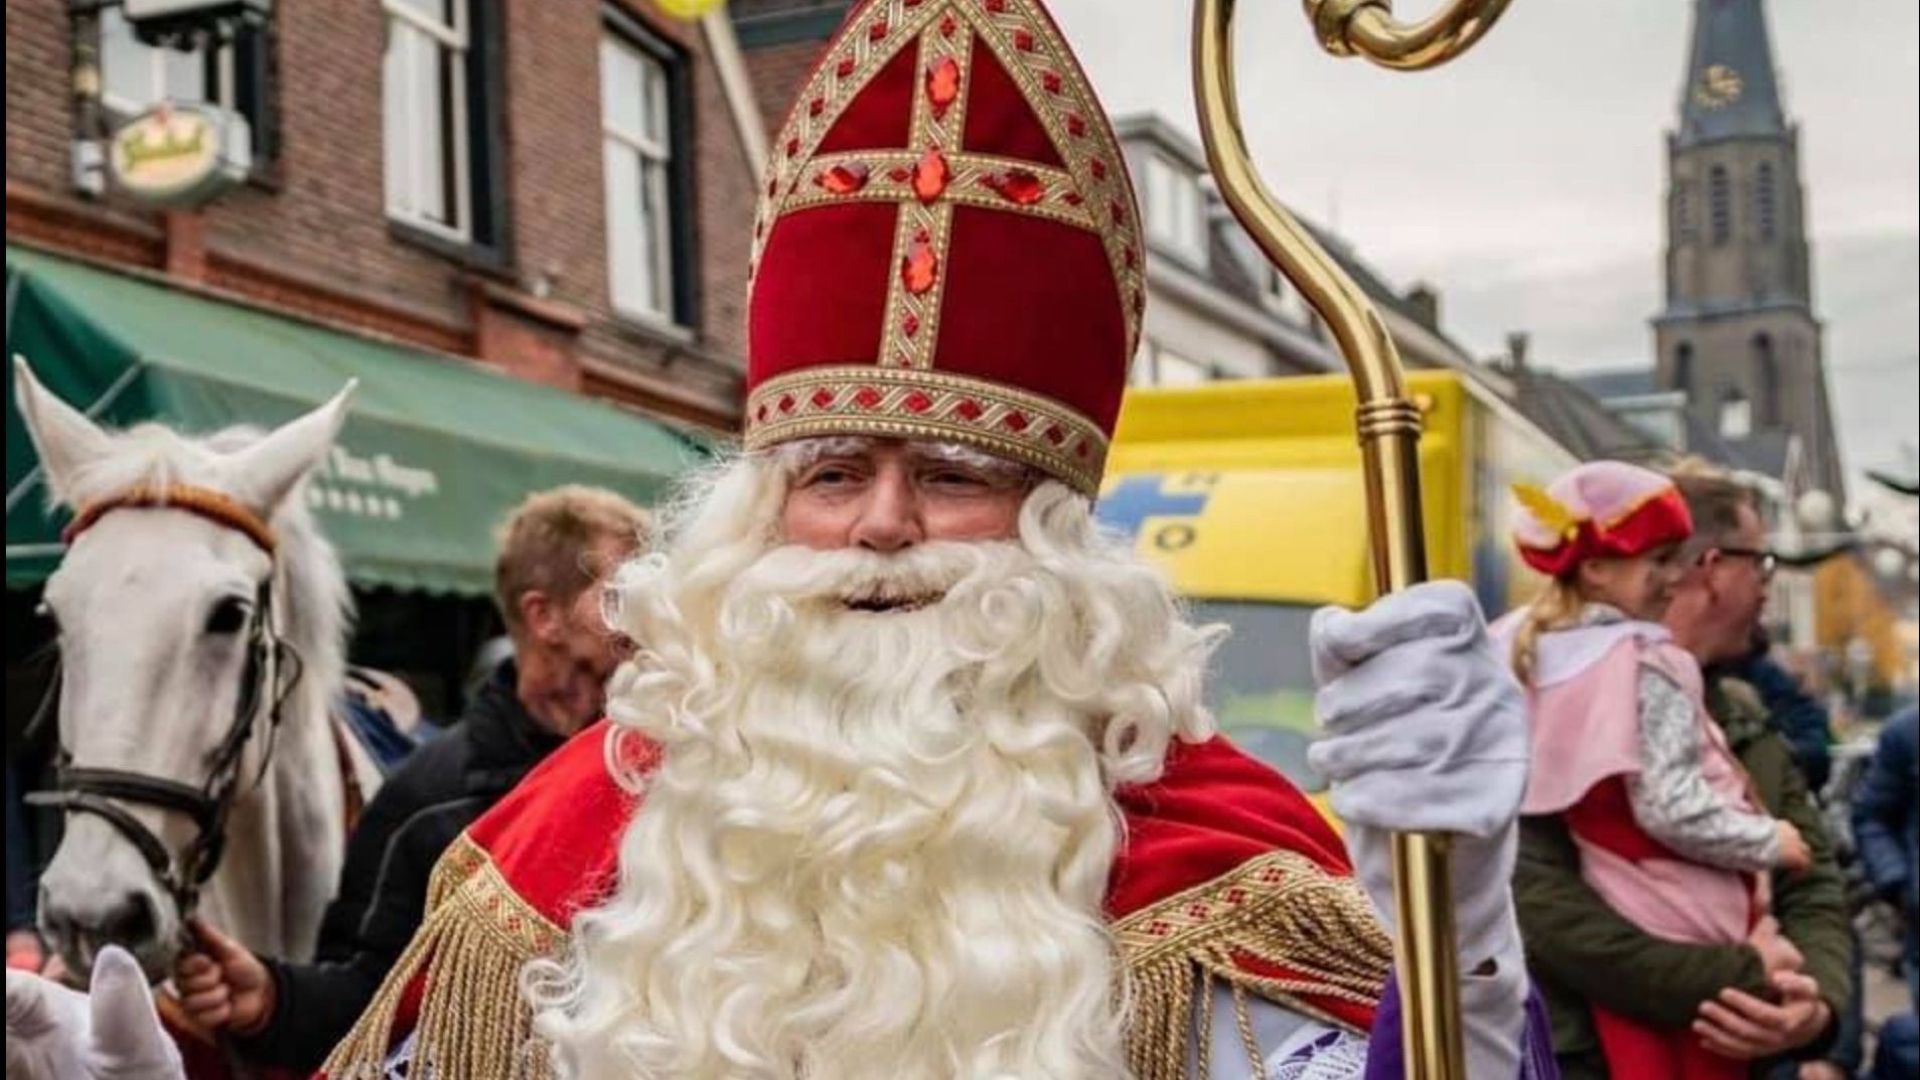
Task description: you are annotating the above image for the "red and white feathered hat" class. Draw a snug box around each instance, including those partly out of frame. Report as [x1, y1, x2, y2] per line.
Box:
[1511, 461, 1695, 580]
[743, 0, 1146, 496]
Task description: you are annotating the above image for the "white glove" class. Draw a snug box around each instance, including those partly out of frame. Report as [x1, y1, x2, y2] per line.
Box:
[6, 946, 184, 1080]
[1306, 580, 1531, 1078]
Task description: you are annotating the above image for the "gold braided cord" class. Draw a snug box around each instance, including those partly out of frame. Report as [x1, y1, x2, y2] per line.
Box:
[320, 834, 560, 1079]
[1114, 849, 1393, 1080]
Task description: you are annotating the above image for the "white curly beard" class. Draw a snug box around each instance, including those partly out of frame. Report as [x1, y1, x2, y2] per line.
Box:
[524, 453, 1220, 1080]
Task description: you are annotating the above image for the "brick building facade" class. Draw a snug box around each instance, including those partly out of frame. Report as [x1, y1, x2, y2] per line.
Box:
[5, 0, 768, 429]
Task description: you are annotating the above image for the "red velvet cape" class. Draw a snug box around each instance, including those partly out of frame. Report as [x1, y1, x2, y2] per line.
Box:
[320, 722, 1391, 1079]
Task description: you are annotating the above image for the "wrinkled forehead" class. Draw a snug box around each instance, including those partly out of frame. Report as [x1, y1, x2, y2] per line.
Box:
[772, 436, 1033, 483]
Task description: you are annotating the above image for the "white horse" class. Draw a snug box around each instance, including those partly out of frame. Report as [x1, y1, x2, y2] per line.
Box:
[13, 358, 373, 986]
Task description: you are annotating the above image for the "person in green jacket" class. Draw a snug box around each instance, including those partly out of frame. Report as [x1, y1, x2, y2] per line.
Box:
[1516, 464, 1854, 1079]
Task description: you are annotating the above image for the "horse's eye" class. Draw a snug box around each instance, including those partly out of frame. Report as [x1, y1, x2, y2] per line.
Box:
[205, 597, 251, 635]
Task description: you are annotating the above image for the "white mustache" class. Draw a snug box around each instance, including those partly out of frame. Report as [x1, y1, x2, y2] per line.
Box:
[726, 541, 1018, 611]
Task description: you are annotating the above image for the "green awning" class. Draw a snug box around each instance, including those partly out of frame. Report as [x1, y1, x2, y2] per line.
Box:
[6, 245, 713, 594]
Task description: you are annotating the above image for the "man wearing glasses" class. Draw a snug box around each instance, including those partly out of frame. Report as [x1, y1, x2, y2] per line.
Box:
[1516, 461, 1854, 1080]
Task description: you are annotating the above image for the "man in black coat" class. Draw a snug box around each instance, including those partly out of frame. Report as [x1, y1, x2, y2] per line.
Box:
[171, 486, 649, 1071]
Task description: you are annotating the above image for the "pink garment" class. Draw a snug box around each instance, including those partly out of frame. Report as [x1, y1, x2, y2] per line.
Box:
[1496, 615, 1759, 945]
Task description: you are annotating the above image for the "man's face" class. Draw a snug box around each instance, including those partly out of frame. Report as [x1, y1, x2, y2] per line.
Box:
[780, 439, 1030, 551]
[1673, 502, 1773, 663]
[565, 544, 636, 678]
[539, 540, 635, 733]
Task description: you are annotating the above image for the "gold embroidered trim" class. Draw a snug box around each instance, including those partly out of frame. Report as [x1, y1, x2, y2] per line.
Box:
[791, 151, 1094, 230]
[866, 20, 968, 372]
[744, 365, 1108, 494]
[751, 0, 944, 271]
[965, 0, 1146, 356]
[320, 833, 561, 1080]
[1114, 849, 1393, 1080]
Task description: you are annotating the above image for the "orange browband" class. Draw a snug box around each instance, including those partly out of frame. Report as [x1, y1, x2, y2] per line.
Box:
[62, 484, 278, 556]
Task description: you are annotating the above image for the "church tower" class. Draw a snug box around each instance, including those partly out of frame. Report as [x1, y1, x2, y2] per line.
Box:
[1655, 0, 1845, 500]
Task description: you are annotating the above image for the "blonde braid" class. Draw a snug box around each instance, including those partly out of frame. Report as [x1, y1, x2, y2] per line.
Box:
[1510, 578, 1585, 686]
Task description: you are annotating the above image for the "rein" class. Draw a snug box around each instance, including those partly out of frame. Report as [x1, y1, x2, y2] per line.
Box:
[26, 484, 303, 918]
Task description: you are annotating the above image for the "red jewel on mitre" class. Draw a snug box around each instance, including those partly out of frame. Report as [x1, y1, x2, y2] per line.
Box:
[743, 0, 1144, 496]
[1511, 461, 1695, 580]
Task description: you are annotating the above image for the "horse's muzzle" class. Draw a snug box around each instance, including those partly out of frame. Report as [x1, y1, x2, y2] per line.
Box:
[39, 880, 178, 986]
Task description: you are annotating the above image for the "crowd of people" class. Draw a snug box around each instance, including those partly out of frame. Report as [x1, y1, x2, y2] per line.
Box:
[5, 0, 1915, 1075]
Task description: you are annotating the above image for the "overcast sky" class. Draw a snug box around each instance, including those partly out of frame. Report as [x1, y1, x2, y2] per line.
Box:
[1046, 0, 1920, 487]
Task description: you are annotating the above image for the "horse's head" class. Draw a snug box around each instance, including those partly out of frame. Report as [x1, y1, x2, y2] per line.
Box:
[15, 359, 353, 982]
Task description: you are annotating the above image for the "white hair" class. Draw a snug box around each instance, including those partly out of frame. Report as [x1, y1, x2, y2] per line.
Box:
[525, 445, 1221, 1079]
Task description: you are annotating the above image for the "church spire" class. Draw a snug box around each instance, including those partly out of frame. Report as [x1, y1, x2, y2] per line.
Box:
[1677, 0, 1788, 147]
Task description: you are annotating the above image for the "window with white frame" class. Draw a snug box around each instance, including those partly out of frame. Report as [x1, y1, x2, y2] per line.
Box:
[99, 7, 222, 115]
[600, 33, 677, 322]
[1142, 153, 1205, 266]
[1719, 390, 1752, 439]
[94, 8, 275, 169]
[1261, 264, 1286, 306]
[383, 0, 471, 240]
[1129, 340, 1155, 386]
[1256, 263, 1316, 329]
[1155, 349, 1211, 387]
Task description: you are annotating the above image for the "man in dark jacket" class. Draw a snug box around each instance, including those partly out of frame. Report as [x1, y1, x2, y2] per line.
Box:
[1854, 705, 1918, 1080]
[1854, 706, 1918, 990]
[171, 486, 649, 1071]
[1515, 466, 1854, 1079]
[1737, 644, 1835, 795]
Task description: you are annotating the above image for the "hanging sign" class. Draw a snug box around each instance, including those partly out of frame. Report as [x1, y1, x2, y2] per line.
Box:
[123, 0, 272, 47]
[107, 102, 251, 207]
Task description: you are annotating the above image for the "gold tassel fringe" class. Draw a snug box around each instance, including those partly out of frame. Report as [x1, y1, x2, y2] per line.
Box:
[1112, 849, 1394, 1080]
[321, 834, 560, 1079]
[321, 839, 1386, 1079]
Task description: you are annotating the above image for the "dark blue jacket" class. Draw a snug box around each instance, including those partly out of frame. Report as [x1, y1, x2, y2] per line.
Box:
[1739, 655, 1834, 793]
[236, 660, 562, 1072]
[1852, 707, 1918, 922]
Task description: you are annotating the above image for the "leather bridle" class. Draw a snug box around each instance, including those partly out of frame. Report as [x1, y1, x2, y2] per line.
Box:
[26, 485, 303, 917]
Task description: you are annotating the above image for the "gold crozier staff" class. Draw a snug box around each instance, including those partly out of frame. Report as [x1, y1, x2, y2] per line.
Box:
[1190, 1, 1516, 1077]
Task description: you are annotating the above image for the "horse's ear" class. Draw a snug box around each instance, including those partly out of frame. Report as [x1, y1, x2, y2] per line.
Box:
[228, 381, 357, 514]
[12, 355, 116, 505]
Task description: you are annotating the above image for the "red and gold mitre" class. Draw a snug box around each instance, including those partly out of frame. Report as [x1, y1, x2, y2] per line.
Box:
[744, 0, 1146, 496]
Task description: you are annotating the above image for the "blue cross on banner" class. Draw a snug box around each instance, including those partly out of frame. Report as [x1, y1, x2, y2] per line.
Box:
[1094, 474, 1214, 539]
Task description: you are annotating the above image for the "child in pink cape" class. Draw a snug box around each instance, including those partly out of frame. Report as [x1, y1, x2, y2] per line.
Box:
[1492, 461, 1810, 1080]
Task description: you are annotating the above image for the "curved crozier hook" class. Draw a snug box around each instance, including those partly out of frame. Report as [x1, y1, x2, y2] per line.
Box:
[1191, 0, 1406, 409]
[1307, 0, 1515, 71]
